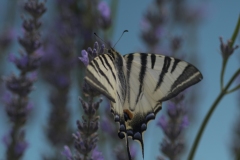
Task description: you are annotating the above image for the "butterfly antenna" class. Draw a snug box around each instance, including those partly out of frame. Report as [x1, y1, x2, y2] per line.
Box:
[113, 30, 128, 48]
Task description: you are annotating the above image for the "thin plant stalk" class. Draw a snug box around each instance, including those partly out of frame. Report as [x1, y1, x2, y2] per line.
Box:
[188, 16, 240, 160]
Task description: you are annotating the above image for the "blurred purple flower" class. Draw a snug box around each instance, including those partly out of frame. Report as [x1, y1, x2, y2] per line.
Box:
[91, 147, 104, 160]
[14, 141, 28, 155]
[98, 1, 110, 19]
[167, 102, 177, 117]
[181, 116, 189, 128]
[8, 53, 17, 63]
[2, 133, 11, 147]
[26, 102, 33, 112]
[28, 72, 38, 82]
[140, 19, 150, 31]
[100, 116, 115, 136]
[155, 26, 165, 38]
[2, 92, 12, 104]
[157, 94, 188, 159]
[157, 116, 167, 130]
[62, 145, 73, 160]
[97, 1, 111, 29]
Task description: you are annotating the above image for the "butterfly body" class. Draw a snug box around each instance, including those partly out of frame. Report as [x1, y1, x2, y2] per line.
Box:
[84, 48, 203, 159]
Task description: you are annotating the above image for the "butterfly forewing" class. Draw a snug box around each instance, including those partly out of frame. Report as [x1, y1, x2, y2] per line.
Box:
[85, 53, 126, 121]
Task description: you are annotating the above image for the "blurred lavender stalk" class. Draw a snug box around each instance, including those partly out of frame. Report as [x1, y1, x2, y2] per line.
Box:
[40, 0, 112, 159]
[2, 0, 46, 159]
[157, 93, 188, 160]
[40, 1, 79, 159]
[140, 0, 167, 52]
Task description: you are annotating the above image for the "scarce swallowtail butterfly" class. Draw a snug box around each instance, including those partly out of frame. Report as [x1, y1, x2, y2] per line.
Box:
[84, 45, 203, 160]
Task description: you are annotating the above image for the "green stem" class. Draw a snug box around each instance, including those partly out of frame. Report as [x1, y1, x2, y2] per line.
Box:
[220, 58, 228, 90]
[226, 84, 240, 94]
[187, 68, 240, 160]
[230, 15, 240, 48]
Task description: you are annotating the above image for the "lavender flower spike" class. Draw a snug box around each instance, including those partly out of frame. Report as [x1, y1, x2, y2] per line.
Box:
[3, 0, 46, 159]
[64, 97, 103, 160]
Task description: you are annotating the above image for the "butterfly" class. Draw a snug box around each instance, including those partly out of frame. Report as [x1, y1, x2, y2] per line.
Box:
[84, 47, 203, 159]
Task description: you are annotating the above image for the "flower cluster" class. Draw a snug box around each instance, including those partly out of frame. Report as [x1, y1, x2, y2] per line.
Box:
[62, 97, 102, 160]
[157, 93, 188, 160]
[2, 0, 46, 159]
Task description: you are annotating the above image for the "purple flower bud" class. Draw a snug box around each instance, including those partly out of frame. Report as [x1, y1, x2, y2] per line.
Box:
[62, 145, 73, 160]
[79, 50, 89, 66]
[94, 42, 99, 51]
[100, 44, 105, 55]
[219, 37, 239, 59]
[93, 49, 97, 57]
[87, 47, 93, 56]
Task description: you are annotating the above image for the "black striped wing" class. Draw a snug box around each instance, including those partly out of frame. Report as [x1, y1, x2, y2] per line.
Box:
[121, 53, 203, 157]
[85, 53, 125, 120]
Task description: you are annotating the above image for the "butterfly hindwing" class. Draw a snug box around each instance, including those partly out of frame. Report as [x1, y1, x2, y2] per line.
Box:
[121, 53, 202, 158]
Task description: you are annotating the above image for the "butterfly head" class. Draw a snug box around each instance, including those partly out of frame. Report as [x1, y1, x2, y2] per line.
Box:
[107, 48, 124, 66]
[108, 47, 118, 57]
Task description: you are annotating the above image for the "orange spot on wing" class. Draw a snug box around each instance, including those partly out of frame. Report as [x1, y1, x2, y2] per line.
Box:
[123, 109, 133, 119]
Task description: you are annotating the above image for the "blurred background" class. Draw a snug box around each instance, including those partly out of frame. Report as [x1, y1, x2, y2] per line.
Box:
[0, 0, 239, 160]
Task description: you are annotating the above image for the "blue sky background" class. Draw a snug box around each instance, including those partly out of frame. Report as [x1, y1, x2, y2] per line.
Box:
[0, 0, 239, 160]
